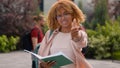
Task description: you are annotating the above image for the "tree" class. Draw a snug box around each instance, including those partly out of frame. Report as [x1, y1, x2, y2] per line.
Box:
[92, 0, 108, 29]
[0, 0, 40, 36]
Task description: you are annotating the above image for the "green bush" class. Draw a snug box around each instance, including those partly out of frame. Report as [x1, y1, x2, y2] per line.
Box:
[113, 51, 120, 60]
[86, 20, 120, 60]
[0, 35, 19, 53]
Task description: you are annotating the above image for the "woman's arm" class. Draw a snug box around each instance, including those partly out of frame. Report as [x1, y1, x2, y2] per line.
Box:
[31, 37, 38, 50]
[74, 30, 88, 48]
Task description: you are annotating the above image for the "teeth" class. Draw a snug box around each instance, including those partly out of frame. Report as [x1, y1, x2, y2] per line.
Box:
[63, 21, 66, 24]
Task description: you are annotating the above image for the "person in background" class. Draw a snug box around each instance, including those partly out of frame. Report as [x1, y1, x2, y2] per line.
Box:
[31, 14, 45, 68]
[38, 0, 92, 68]
[31, 14, 45, 50]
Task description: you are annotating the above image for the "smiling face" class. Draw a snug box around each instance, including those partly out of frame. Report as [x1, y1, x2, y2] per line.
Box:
[56, 8, 73, 29]
[47, 0, 85, 30]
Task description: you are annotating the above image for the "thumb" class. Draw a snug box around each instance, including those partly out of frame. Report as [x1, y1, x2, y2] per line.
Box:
[71, 19, 77, 29]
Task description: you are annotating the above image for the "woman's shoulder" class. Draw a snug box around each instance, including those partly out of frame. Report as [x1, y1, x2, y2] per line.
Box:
[46, 29, 55, 33]
[44, 30, 51, 36]
[32, 26, 39, 31]
[45, 30, 51, 34]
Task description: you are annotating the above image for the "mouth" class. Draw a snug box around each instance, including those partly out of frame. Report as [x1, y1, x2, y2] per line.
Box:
[62, 20, 67, 24]
[62, 21, 66, 24]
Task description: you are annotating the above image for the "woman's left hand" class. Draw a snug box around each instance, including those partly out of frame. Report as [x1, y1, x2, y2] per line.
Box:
[71, 19, 82, 42]
[40, 61, 56, 68]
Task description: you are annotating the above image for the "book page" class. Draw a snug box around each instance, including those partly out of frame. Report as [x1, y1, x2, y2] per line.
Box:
[24, 50, 73, 67]
[24, 50, 42, 59]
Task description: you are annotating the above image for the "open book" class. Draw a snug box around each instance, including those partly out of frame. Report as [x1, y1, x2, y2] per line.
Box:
[24, 50, 73, 67]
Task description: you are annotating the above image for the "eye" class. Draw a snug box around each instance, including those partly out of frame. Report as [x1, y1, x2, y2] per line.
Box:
[56, 15, 62, 19]
[58, 15, 62, 17]
[64, 13, 69, 15]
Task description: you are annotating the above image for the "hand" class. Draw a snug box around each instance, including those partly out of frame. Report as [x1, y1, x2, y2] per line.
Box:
[71, 19, 81, 42]
[40, 61, 56, 68]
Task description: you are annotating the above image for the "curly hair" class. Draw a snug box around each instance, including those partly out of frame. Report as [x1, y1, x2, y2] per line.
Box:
[47, 0, 85, 30]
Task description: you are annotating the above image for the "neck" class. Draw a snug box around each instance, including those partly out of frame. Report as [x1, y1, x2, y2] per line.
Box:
[60, 27, 71, 33]
[35, 25, 42, 30]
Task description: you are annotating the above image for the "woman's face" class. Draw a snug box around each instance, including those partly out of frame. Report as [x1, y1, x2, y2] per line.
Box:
[56, 8, 73, 28]
[38, 18, 45, 26]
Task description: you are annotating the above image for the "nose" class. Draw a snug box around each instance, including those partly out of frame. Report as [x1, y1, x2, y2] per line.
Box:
[61, 15, 65, 20]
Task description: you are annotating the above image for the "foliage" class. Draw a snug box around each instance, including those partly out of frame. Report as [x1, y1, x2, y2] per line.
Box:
[85, 0, 109, 30]
[42, 23, 49, 35]
[0, 0, 39, 36]
[113, 51, 120, 60]
[0, 0, 43, 50]
[94, 0, 108, 24]
[0, 35, 19, 53]
[86, 20, 120, 60]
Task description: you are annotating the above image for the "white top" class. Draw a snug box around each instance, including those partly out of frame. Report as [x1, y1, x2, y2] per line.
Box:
[50, 32, 75, 68]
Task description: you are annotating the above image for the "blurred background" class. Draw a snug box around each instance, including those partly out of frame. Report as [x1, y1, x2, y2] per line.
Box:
[0, 0, 120, 61]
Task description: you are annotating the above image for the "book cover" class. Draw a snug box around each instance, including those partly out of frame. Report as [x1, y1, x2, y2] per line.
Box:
[24, 50, 73, 67]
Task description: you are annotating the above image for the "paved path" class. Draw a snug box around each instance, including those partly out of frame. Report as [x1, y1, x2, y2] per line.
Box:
[0, 51, 120, 68]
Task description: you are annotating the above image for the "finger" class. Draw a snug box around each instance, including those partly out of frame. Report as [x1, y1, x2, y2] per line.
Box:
[46, 61, 50, 63]
[73, 19, 79, 28]
[72, 30, 79, 34]
[47, 61, 56, 66]
[71, 19, 80, 30]
[40, 62, 46, 67]
[72, 19, 76, 27]
[71, 30, 79, 36]
[71, 19, 76, 29]
[71, 28, 79, 33]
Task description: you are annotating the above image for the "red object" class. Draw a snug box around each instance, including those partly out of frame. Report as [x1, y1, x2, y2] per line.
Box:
[31, 26, 44, 43]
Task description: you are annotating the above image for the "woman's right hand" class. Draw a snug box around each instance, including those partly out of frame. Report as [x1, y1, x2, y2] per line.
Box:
[40, 61, 56, 68]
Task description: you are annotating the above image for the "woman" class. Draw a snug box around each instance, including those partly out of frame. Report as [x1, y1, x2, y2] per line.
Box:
[38, 0, 92, 68]
[31, 14, 45, 68]
[31, 14, 45, 50]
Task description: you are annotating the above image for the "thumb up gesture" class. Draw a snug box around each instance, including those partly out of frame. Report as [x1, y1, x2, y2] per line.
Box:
[71, 19, 82, 42]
